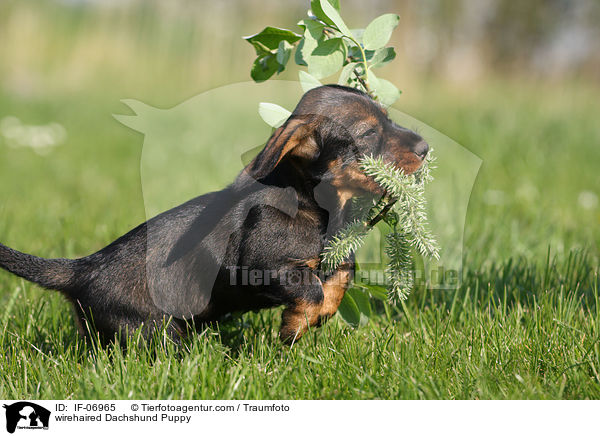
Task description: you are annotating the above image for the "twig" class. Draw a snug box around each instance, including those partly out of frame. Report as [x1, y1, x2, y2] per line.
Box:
[353, 69, 370, 94]
[367, 195, 396, 227]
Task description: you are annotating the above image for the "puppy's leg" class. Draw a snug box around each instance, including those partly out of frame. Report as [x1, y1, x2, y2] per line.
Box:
[278, 265, 353, 344]
[318, 264, 352, 324]
[278, 267, 324, 344]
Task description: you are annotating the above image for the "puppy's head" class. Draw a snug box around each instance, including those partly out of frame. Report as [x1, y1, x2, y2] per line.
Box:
[248, 85, 428, 197]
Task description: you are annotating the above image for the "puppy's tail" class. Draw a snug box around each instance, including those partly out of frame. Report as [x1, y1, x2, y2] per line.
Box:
[0, 243, 78, 292]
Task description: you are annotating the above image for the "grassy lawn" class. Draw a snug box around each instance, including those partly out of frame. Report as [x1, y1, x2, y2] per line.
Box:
[0, 2, 599, 400]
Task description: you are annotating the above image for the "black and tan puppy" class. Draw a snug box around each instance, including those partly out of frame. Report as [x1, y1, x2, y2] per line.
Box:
[0, 85, 428, 344]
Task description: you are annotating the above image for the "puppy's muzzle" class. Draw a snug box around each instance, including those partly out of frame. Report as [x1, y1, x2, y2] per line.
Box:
[413, 140, 429, 160]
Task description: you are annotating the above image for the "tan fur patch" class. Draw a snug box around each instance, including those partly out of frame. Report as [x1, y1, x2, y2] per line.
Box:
[336, 190, 355, 209]
[295, 208, 321, 226]
[320, 266, 352, 318]
[327, 159, 382, 208]
[279, 300, 322, 344]
[304, 256, 320, 270]
[278, 264, 352, 344]
[288, 256, 321, 270]
[249, 117, 318, 178]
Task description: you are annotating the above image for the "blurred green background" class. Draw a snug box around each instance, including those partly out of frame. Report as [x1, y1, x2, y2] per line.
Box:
[0, 0, 599, 399]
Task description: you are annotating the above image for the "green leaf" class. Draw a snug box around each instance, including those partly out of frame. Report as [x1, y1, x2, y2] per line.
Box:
[299, 71, 322, 92]
[276, 40, 293, 71]
[317, 0, 352, 36]
[243, 27, 301, 55]
[295, 25, 320, 66]
[370, 47, 396, 69]
[357, 283, 389, 301]
[337, 292, 361, 327]
[348, 46, 375, 63]
[246, 40, 272, 57]
[347, 45, 362, 61]
[308, 37, 346, 79]
[363, 14, 399, 50]
[310, 0, 340, 27]
[338, 62, 358, 85]
[250, 54, 281, 82]
[347, 287, 372, 318]
[370, 73, 401, 106]
[295, 39, 308, 66]
[350, 28, 364, 44]
[312, 36, 345, 56]
[258, 102, 291, 128]
[297, 18, 325, 40]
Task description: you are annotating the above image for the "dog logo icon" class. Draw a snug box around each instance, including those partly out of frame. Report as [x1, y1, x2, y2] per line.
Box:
[2, 402, 50, 433]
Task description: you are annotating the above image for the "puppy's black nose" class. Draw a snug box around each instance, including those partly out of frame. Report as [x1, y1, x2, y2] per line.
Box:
[413, 141, 429, 159]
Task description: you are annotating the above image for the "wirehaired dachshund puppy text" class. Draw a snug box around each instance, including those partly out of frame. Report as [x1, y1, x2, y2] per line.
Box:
[0, 85, 429, 345]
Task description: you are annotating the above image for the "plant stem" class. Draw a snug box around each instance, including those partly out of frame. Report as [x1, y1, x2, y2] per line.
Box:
[367, 195, 396, 227]
[353, 69, 369, 94]
[344, 35, 370, 92]
[316, 19, 370, 93]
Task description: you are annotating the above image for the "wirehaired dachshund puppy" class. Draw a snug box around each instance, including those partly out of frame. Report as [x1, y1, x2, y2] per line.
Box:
[0, 85, 429, 345]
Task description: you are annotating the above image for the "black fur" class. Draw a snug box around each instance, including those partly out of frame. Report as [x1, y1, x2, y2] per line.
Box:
[0, 85, 428, 344]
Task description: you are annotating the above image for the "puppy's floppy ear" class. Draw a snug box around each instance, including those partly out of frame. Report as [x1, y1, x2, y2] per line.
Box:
[247, 115, 319, 179]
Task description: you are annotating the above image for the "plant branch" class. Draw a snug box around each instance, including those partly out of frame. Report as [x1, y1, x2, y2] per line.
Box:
[343, 35, 370, 89]
[353, 69, 370, 94]
[367, 195, 396, 227]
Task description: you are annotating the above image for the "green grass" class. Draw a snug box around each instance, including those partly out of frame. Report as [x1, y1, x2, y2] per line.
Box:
[1, 252, 599, 399]
[1, 1, 599, 399]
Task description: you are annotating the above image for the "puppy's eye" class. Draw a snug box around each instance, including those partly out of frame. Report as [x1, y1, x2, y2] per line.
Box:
[361, 128, 377, 138]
